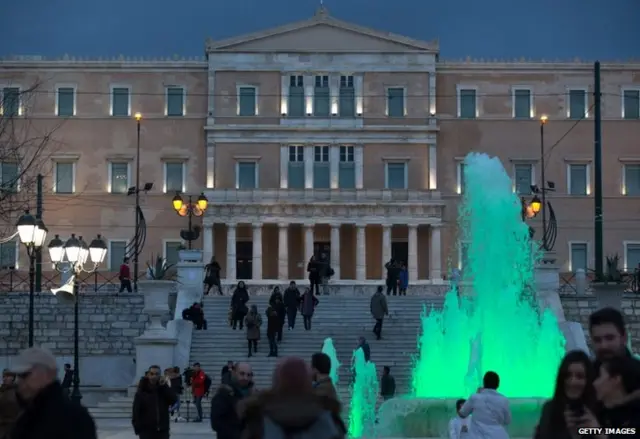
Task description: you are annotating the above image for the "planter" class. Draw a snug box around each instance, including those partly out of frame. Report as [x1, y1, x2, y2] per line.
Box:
[138, 280, 176, 336]
[178, 249, 202, 263]
[591, 282, 625, 310]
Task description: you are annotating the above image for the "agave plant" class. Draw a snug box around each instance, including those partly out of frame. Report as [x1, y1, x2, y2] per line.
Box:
[146, 254, 174, 280]
[605, 253, 622, 283]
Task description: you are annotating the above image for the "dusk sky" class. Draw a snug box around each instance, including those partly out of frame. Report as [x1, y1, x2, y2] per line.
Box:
[1, 0, 639, 60]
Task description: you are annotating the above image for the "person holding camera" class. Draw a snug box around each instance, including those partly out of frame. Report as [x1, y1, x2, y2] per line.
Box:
[132, 365, 177, 439]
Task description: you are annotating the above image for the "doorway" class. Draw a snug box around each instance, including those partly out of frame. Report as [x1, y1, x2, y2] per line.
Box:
[391, 242, 408, 266]
[236, 242, 253, 280]
[314, 241, 331, 265]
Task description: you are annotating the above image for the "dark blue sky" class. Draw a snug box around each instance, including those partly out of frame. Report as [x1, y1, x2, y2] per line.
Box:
[2, 0, 639, 60]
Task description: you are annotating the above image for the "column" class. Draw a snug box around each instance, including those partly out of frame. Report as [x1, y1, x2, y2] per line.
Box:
[304, 224, 314, 261]
[280, 74, 289, 115]
[355, 74, 364, 115]
[381, 225, 392, 275]
[252, 223, 263, 280]
[278, 223, 289, 280]
[429, 225, 442, 280]
[330, 223, 341, 280]
[356, 224, 366, 281]
[304, 145, 314, 189]
[428, 72, 436, 115]
[207, 70, 215, 125]
[329, 74, 339, 116]
[355, 145, 364, 189]
[206, 141, 215, 188]
[226, 224, 236, 281]
[329, 146, 339, 189]
[304, 74, 314, 116]
[429, 144, 437, 190]
[203, 224, 213, 263]
[408, 224, 418, 281]
[280, 146, 288, 189]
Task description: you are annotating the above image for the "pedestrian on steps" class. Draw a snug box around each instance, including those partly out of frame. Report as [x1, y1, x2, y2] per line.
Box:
[230, 282, 249, 330]
[370, 286, 389, 340]
[300, 288, 319, 331]
[283, 281, 301, 330]
[265, 304, 280, 357]
[244, 305, 262, 357]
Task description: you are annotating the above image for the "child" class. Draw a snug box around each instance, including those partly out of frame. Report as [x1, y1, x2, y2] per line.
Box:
[449, 399, 470, 439]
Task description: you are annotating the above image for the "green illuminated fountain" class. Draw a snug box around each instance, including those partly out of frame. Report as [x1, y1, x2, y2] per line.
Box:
[377, 153, 566, 437]
[322, 338, 341, 387]
[349, 347, 379, 438]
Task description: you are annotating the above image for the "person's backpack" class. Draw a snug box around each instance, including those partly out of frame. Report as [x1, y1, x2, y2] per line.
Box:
[204, 374, 213, 394]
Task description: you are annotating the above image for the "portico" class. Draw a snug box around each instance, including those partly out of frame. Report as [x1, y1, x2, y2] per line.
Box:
[202, 189, 444, 282]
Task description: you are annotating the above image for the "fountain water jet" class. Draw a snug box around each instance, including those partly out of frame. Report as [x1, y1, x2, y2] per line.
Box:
[348, 347, 378, 438]
[321, 337, 341, 387]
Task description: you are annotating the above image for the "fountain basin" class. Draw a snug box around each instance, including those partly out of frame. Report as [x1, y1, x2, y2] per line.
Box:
[376, 398, 545, 438]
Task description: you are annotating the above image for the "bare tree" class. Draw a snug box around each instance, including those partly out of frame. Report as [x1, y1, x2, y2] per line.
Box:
[0, 79, 62, 237]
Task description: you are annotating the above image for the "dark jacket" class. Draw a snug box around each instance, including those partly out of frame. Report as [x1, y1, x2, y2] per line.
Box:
[132, 378, 177, 435]
[283, 287, 301, 310]
[358, 341, 371, 362]
[380, 374, 396, 398]
[61, 370, 73, 389]
[599, 396, 640, 432]
[0, 383, 20, 439]
[211, 382, 254, 439]
[269, 291, 283, 307]
[307, 260, 320, 282]
[170, 375, 183, 394]
[300, 292, 319, 317]
[313, 377, 338, 401]
[385, 261, 400, 282]
[11, 381, 96, 439]
[370, 292, 388, 320]
[239, 390, 346, 439]
[231, 288, 250, 314]
[221, 366, 232, 385]
[205, 261, 221, 282]
[534, 401, 580, 439]
[265, 306, 281, 337]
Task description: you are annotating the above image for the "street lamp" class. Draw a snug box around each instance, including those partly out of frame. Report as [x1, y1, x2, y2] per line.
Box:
[16, 211, 48, 347]
[171, 192, 209, 249]
[48, 233, 107, 404]
[133, 112, 142, 292]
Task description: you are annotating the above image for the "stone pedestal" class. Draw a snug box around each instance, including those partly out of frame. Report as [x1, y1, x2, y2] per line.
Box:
[591, 282, 625, 310]
[534, 252, 565, 322]
[175, 250, 205, 320]
[134, 280, 177, 384]
[560, 321, 589, 353]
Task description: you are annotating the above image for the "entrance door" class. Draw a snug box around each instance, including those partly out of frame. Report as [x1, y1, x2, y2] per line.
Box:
[236, 242, 253, 280]
[314, 241, 331, 265]
[391, 242, 409, 266]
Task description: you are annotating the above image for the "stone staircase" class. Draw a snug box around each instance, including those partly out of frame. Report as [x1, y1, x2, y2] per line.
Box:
[88, 293, 444, 419]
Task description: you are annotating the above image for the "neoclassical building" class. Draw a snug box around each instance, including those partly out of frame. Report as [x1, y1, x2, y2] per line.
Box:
[1, 6, 639, 284]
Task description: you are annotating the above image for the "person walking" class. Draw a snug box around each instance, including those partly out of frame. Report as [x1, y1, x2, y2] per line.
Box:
[380, 366, 396, 401]
[132, 365, 178, 439]
[370, 285, 389, 340]
[300, 288, 319, 331]
[119, 257, 132, 293]
[307, 255, 321, 296]
[210, 362, 256, 439]
[245, 305, 262, 357]
[190, 362, 207, 422]
[203, 257, 223, 295]
[265, 303, 280, 357]
[283, 281, 301, 330]
[230, 282, 249, 330]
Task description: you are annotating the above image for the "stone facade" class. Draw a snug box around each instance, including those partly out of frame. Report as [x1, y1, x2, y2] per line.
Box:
[560, 295, 640, 352]
[0, 292, 148, 356]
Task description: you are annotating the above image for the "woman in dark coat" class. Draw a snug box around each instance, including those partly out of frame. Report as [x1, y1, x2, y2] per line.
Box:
[230, 282, 250, 330]
[203, 257, 222, 295]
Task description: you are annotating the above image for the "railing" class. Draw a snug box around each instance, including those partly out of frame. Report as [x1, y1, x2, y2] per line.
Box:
[558, 269, 640, 295]
[205, 189, 442, 203]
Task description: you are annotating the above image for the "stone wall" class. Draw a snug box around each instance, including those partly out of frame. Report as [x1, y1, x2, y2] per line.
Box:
[560, 295, 640, 352]
[0, 292, 148, 356]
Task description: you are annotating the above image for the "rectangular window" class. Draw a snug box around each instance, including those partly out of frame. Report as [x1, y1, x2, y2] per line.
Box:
[514, 164, 533, 195]
[623, 90, 640, 120]
[626, 243, 640, 271]
[0, 162, 19, 193]
[313, 76, 330, 117]
[110, 162, 129, 194]
[164, 241, 182, 267]
[339, 75, 355, 117]
[164, 163, 184, 193]
[111, 87, 130, 117]
[386, 162, 407, 189]
[0, 241, 17, 269]
[568, 164, 588, 195]
[237, 162, 257, 189]
[166, 86, 184, 116]
[2, 87, 20, 117]
[56, 87, 75, 117]
[238, 86, 257, 116]
[54, 162, 74, 194]
[458, 88, 477, 119]
[387, 87, 405, 118]
[288, 75, 305, 117]
[459, 241, 470, 271]
[109, 241, 127, 270]
[513, 89, 532, 119]
[624, 164, 640, 196]
[568, 89, 587, 119]
[570, 243, 588, 273]
[288, 146, 305, 189]
[457, 162, 466, 194]
[338, 146, 355, 189]
[313, 146, 330, 189]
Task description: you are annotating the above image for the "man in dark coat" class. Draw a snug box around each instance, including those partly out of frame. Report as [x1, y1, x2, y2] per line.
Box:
[384, 259, 400, 296]
[132, 365, 177, 439]
[265, 304, 280, 357]
[210, 362, 255, 439]
[10, 347, 97, 439]
[283, 281, 301, 330]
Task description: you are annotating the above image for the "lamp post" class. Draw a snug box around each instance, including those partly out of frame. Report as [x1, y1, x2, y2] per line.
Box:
[48, 233, 107, 404]
[539, 115, 549, 250]
[16, 211, 48, 347]
[171, 193, 209, 249]
[134, 112, 142, 292]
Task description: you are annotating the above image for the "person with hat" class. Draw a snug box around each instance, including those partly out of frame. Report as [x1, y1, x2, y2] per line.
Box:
[0, 369, 19, 439]
[9, 347, 97, 439]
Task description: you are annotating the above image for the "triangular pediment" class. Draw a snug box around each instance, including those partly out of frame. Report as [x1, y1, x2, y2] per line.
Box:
[206, 9, 438, 53]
